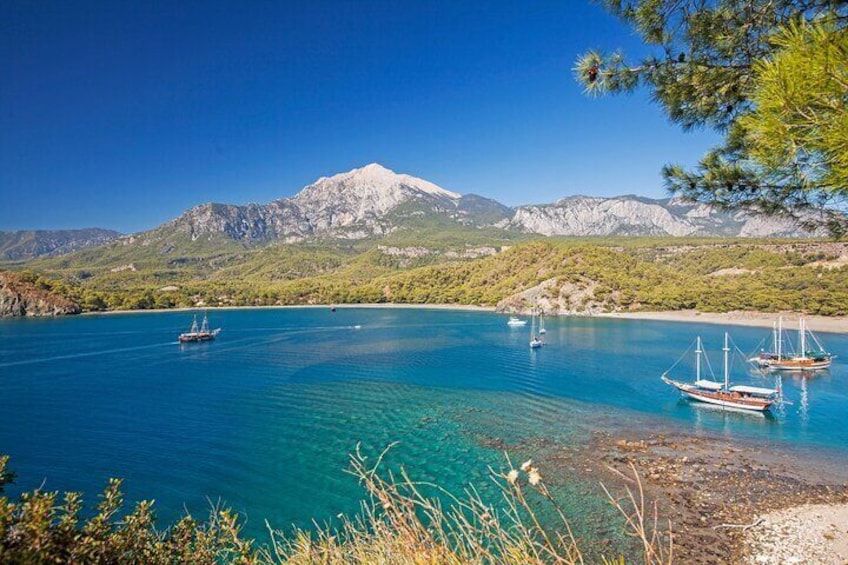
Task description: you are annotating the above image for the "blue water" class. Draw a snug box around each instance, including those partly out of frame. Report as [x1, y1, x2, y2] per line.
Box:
[1, 308, 846, 548]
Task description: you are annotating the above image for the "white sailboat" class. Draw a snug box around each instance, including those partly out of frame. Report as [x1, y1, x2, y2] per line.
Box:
[663, 333, 780, 412]
[530, 310, 543, 349]
[749, 315, 833, 371]
[507, 316, 527, 327]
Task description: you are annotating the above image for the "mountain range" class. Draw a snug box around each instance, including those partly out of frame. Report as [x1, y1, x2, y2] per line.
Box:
[3, 164, 844, 318]
[0, 228, 121, 261]
[3, 163, 818, 263]
[131, 162, 814, 246]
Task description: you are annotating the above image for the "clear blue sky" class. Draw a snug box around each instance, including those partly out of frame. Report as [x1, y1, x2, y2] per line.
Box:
[1, 1, 720, 234]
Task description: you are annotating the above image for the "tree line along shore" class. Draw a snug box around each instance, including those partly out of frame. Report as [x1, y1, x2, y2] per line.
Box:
[2, 239, 848, 319]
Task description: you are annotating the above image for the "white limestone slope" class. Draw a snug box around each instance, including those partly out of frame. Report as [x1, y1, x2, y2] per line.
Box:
[506, 196, 698, 236]
[505, 195, 814, 238]
[290, 163, 460, 232]
[152, 164, 821, 244]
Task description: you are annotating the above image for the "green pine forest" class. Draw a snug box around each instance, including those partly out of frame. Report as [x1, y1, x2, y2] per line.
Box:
[6, 236, 848, 317]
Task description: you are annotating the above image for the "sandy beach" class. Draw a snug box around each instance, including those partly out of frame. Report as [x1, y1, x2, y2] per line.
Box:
[743, 503, 848, 564]
[87, 302, 497, 316]
[597, 310, 848, 334]
[90, 304, 848, 334]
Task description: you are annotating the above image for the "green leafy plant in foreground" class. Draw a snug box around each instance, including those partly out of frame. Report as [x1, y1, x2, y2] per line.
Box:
[0, 456, 257, 564]
[0, 450, 672, 564]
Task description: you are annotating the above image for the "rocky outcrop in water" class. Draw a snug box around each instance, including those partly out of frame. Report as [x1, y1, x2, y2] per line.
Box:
[0, 272, 80, 317]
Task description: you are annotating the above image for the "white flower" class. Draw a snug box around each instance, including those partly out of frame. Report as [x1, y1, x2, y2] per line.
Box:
[506, 469, 519, 485]
[528, 468, 541, 486]
[520, 459, 533, 472]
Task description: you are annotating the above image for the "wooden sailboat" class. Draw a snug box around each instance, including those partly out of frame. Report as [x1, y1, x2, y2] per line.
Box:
[662, 333, 780, 412]
[179, 312, 221, 343]
[749, 315, 833, 371]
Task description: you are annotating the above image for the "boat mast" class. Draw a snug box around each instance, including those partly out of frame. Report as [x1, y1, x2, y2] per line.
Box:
[772, 321, 778, 356]
[777, 316, 783, 360]
[809, 328, 827, 353]
[695, 336, 702, 381]
[723, 332, 730, 390]
[799, 316, 807, 359]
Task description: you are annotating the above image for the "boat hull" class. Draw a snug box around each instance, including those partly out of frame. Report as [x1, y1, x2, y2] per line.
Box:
[679, 388, 772, 411]
[759, 358, 831, 371]
[662, 377, 775, 412]
[179, 329, 220, 343]
[750, 316, 833, 372]
[179, 333, 216, 343]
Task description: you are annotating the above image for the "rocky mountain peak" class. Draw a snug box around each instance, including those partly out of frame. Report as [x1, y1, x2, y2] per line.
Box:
[304, 163, 461, 201]
[284, 163, 463, 235]
[125, 164, 822, 247]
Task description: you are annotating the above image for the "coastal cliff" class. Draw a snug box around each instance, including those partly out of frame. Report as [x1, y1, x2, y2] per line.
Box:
[0, 271, 80, 317]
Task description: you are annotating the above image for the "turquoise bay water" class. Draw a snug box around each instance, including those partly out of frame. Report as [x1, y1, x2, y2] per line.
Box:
[1, 308, 847, 548]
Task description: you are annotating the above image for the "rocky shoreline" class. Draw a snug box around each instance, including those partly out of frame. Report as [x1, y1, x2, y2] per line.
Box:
[0, 271, 80, 317]
[555, 431, 848, 563]
[744, 503, 848, 564]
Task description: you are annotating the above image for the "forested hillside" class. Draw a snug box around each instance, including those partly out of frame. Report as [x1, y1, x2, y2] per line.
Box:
[6, 238, 846, 317]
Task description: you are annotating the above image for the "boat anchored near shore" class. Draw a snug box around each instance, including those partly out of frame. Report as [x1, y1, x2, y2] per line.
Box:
[662, 333, 781, 412]
[749, 315, 834, 371]
[507, 316, 527, 327]
[529, 309, 544, 349]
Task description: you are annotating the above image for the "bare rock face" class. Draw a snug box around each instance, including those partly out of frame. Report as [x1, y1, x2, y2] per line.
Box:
[115, 163, 826, 249]
[496, 278, 608, 315]
[501, 196, 818, 238]
[0, 272, 80, 317]
[291, 163, 461, 232]
[159, 163, 490, 243]
[0, 228, 121, 260]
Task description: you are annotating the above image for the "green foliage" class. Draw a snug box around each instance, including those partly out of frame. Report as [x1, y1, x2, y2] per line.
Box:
[0, 451, 670, 565]
[576, 1, 848, 235]
[7, 237, 848, 316]
[0, 457, 258, 564]
[739, 16, 848, 198]
[0, 456, 16, 494]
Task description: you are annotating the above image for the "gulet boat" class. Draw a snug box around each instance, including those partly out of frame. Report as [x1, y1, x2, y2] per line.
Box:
[662, 333, 780, 412]
[179, 313, 221, 343]
[749, 315, 833, 371]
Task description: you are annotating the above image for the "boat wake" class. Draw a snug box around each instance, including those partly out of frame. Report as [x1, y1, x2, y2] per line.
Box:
[0, 341, 177, 369]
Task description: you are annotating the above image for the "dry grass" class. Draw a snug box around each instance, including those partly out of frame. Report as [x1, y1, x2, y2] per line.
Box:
[259, 444, 673, 565]
[0, 448, 673, 564]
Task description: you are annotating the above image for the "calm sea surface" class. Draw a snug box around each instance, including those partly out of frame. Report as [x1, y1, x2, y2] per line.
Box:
[1, 308, 846, 547]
